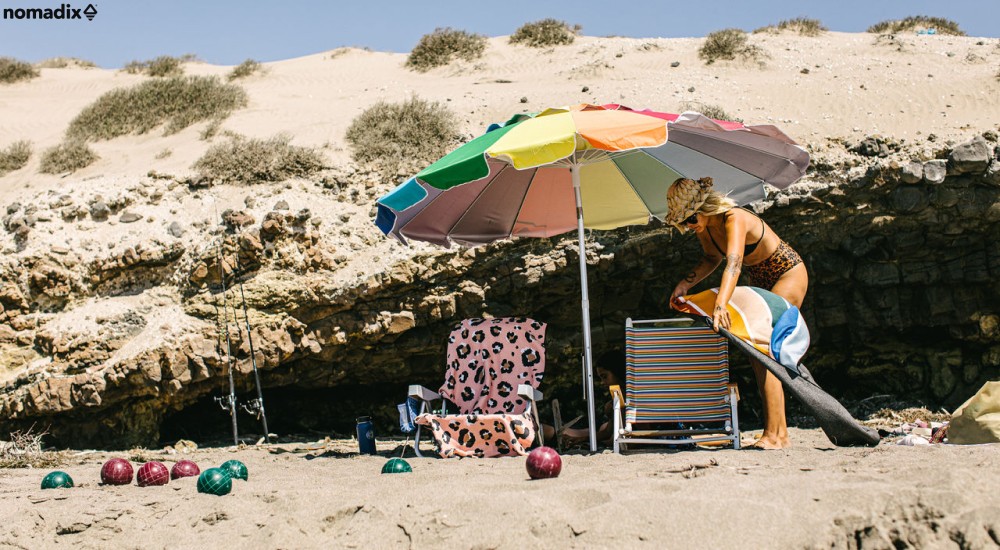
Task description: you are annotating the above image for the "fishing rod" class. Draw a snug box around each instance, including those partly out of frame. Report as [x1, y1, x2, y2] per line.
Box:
[210, 231, 240, 446]
[230, 241, 272, 444]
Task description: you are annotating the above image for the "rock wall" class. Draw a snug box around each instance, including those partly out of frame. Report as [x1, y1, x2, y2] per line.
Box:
[1, 135, 998, 448]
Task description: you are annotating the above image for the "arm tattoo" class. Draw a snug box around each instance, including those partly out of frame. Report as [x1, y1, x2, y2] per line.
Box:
[684, 270, 697, 283]
[724, 253, 742, 276]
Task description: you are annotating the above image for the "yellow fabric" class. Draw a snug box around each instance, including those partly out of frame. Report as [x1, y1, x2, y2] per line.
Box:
[488, 111, 577, 169]
[949, 381, 1000, 445]
[579, 160, 650, 229]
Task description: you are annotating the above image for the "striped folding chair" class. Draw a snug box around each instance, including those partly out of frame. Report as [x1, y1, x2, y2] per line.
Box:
[613, 318, 740, 452]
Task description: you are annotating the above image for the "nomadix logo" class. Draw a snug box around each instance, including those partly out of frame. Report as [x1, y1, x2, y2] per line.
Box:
[2, 3, 98, 21]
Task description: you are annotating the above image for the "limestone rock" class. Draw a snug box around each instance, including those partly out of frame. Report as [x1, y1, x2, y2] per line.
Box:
[922, 160, 946, 184]
[948, 136, 991, 174]
[900, 162, 923, 184]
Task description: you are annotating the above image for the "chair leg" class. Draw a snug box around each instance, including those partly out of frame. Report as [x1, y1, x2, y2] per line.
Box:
[531, 398, 543, 448]
[412, 399, 429, 458]
[729, 383, 741, 450]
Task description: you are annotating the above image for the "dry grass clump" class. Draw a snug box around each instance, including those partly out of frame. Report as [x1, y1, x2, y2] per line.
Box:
[753, 17, 827, 37]
[867, 16, 965, 36]
[0, 427, 64, 468]
[0, 140, 32, 176]
[36, 57, 97, 69]
[345, 97, 458, 176]
[193, 134, 326, 185]
[66, 76, 247, 141]
[405, 28, 486, 72]
[39, 141, 98, 174]
[699, 29, 768, 65]
[228, 59, 263, 81]
[121, 54, 196, 77]
[679, 102, 742, 123]
[0, 57, 40, 84]
[510, 19, 580, 47]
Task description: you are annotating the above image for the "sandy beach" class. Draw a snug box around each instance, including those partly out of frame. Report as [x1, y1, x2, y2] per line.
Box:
[1, 429, 998, 549]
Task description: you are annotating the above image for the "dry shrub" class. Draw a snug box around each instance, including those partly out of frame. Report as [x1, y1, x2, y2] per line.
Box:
[699, 29, 767, 65]
[510, 19, 580, 47]
[867, 16, 965, 36]
[753, 17, 827, 37]
[0, 140, 31, 176]
[36, 57, 97, 69]
[66, 76, 247, 141]
[193, 134, 326, 184]
[345, 97, 458, 176]
[228, 59, 262, 81]
[679, 102, 742, 123]
[0, 427, 64, 468]
[39, 141, 98, 173]
[0, 57, 39, 84]
[405, 28, 486, 72]
[120, 54, 196, 77]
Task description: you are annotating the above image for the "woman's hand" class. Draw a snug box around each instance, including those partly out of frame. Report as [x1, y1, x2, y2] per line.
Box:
[669, 282, 690, 310]
[712, 302, 731, 332]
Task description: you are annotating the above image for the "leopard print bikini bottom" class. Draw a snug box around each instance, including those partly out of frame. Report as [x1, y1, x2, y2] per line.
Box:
[743, 240, 803, 290]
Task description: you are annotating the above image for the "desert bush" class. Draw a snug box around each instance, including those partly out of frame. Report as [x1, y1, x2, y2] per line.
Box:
[345, 97, 458, 175]
[193, 134, 326, 184]
[699, 29, 767, 65]
[0, 57, 39, 84]
[679, 102, 742, 123]
[39, 141, 98, 173]
[0, 141, 31, 176]
[36, 57, 97, 69]
[867, 16, 965, 36]
[0, 427, 63, 468]
[509, 19, 579, 47]
[753, 17, 827, 37]
[228, 59, 262, 81]
[120, 54, 195, 77]
[405, 28, 486, 72]
[66, 76, 247, 141]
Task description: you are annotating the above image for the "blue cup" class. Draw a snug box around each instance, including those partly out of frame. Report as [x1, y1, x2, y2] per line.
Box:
[356, 416, 376, 455]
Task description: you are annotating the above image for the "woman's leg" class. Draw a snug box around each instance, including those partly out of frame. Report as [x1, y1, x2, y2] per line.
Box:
[751, 262, 808, 449]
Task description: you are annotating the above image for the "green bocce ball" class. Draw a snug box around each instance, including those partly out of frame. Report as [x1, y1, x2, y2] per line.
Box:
[381, 458, 412, 474]
[197, 468, 232, 496]
[41, 471, 74, 490]
[220, 459, 248, 481]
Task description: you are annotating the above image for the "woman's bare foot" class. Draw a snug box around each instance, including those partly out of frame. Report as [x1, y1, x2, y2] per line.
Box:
[747, 434, 790, 449]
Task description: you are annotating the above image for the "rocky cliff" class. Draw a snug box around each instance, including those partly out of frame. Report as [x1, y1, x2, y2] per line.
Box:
[1, 135, 998, 448]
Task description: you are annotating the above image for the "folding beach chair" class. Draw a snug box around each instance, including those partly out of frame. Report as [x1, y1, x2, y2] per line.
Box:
[408, 317, 546, 458]
[613, 318, 740, 452]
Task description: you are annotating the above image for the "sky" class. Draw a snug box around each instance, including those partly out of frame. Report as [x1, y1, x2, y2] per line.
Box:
[1, 0, 998, 68]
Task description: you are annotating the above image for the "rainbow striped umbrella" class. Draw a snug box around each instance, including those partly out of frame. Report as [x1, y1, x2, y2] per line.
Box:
[374, 103, 809, 451]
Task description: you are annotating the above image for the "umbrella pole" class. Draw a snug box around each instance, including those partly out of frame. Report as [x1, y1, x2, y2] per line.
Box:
[571, 164, 598, 452]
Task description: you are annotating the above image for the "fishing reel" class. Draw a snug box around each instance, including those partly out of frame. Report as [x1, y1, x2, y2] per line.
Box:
[241, 397, 265, 419]
[214, 394, 236, 412]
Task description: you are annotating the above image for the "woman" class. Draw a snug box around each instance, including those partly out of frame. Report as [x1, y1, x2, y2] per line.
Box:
[665, 177, 808, 449]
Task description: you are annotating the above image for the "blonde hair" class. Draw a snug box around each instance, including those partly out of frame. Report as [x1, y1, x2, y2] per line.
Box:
[665, 177, 737, 231]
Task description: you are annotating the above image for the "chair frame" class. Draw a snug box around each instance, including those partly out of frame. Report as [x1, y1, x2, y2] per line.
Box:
[613, 317, 740, 453]
[408, 384, 544, 458]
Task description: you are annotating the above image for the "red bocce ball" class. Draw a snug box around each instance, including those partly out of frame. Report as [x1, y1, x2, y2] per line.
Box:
[526, 446, 562, 479]
[171, 460, 201, 480]
[100, 458, 133, 486]
[136, 461, 170, 487]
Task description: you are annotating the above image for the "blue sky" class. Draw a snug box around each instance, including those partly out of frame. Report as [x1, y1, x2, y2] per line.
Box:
[1, 0, 997, 68]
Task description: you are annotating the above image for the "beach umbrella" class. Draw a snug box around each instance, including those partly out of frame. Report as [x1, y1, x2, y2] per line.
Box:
[374, 104, 809, 451]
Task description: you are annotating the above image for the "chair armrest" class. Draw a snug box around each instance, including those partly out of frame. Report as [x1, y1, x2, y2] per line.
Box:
[517, 384, 543, 402]
[408, 384, 440, 402]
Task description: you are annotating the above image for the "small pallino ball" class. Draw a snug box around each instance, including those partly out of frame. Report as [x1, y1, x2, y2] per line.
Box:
[381, 458, 412, 474]
[136, 461, 170, 487]
[170, 460, 200, 480]
[197, 468, 232, 496]
[41, 471, 74, 490]
[100, 458, 134, 486]
[220, 459, 248, 481]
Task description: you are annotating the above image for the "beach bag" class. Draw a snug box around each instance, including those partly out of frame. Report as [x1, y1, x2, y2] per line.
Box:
[948, 382, 1000, 445]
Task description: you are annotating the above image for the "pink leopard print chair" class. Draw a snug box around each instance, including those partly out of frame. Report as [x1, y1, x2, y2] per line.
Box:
[409, 317, 546, 458]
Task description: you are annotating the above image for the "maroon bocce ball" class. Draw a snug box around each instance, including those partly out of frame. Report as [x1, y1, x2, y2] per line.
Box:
[526, 446, 562, 479]
[170, 460, 201, 480]
[136, 461, 170, 487]
[100, 458, 134, 486]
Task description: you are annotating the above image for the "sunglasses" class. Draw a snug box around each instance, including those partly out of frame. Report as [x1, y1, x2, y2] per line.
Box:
[682, 213, 699, 226]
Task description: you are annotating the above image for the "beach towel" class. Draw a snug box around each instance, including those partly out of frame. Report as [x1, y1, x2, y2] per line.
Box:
[415, 317, 545, 457]
[676, 287, 880, 447]
[949, 382, 1000, 444]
